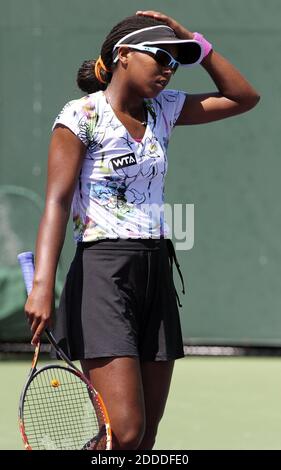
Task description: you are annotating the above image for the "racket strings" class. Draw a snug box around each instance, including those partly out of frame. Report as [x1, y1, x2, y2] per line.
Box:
[22, 367, 105, 450]
[82, 425, 108, 450]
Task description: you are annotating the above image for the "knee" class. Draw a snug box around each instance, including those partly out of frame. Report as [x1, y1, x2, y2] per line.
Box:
[113, 421, 145, 450]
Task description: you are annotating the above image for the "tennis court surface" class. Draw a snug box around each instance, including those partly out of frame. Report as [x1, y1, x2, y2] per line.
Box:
[1, 356, 281, 450]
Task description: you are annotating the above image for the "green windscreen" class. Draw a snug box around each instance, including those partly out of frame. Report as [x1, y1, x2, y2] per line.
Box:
[0, 1, 277, 345]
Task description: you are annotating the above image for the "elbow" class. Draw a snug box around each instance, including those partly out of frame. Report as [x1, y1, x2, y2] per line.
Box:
[248, 92, 261, 108]
[45, 197, 72, 217]
[242, 92, 261, 110]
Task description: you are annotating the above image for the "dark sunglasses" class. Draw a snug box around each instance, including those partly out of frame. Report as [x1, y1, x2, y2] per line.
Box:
[115, 44, 180, 72]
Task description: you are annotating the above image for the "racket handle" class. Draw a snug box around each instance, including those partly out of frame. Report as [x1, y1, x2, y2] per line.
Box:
[17, 251, 35, 295]
[17, 251, 79, 367]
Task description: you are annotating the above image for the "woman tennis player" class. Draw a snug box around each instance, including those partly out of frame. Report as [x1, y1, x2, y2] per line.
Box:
[24, 10, 260, 449]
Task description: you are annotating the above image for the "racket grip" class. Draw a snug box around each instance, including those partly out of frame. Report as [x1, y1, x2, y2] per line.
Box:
[17, 252, 35, 295]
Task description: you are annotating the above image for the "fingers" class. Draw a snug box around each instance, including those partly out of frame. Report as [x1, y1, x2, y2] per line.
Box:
[136, 10, 177, 29]
[30, 313, 51, 345]
[136, 10, 166, 19]
[25, 309, 49, 346]
[31, 321, 48, 346]
[24, 292, 53, 346]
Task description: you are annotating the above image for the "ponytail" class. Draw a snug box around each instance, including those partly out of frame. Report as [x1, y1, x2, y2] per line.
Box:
[76, 57, 112, 94]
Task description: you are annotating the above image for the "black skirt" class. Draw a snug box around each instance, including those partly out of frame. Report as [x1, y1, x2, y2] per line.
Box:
[53, 238, 185, 361]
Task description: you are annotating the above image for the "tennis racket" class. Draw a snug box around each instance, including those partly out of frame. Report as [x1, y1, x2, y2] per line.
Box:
[17, 251, 112, 450]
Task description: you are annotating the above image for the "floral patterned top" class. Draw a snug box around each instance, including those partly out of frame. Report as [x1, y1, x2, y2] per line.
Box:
[52, 89, 186, 242]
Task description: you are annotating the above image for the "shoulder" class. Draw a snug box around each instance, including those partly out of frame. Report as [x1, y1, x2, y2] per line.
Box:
[52, 91, 103, 145]
[144, 89, 183, 119]
[151, 89, 187, 117]
[154, 89, 187, 106]
[150, 89, 187, 131]
[57, 91, 102, 118]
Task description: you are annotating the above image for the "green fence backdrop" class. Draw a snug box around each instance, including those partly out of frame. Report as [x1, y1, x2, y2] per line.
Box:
[0, 0, 279, 345]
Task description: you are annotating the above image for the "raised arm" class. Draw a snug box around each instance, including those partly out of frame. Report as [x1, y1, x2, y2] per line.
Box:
[175, 50, 260, 125]
[137, 10, 260, 125]
[25, 126, 86, 345]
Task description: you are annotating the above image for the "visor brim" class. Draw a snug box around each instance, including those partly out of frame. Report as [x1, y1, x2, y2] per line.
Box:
[141, 39, 203, 66]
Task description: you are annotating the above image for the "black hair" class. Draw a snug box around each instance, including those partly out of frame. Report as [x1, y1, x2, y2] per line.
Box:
[76, 15, 165, 94]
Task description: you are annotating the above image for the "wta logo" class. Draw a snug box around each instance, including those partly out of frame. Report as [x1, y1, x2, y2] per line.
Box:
[111, 153, 137, 170]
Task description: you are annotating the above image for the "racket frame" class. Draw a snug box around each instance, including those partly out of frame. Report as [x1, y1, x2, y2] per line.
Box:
[17, 252, 112, 450]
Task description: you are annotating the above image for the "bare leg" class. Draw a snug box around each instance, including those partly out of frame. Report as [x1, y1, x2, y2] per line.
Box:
[137, 360, 175, 450]
[81, 356, 146, 450]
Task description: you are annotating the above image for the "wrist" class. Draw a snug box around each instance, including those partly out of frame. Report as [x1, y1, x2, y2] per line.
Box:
[193, 32, 213, 60]
[33, 277, 55, 292]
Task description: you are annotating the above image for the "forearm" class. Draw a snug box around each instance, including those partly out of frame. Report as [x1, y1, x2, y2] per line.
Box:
[33, 201, 70, 292]
[200, 50, 260, 105]
[175, 25, 260, 105]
